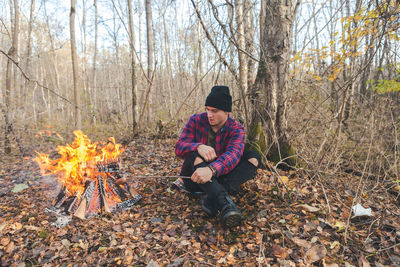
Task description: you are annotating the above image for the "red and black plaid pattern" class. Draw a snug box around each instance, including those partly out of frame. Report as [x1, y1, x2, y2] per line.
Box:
[175, 112, 245, 178]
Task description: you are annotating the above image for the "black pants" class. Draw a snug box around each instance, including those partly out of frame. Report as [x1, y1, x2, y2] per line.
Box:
[180, 150, 261, 198]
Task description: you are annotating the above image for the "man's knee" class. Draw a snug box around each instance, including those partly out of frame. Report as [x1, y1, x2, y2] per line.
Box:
[244, 150, 261, 167]
[185, 151, 204, 166]
[248, 157, 258, 167]
[194, 156, 204, 166]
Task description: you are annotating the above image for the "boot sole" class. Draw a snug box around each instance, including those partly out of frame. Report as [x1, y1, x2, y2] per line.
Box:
[222, 211, 243, 228]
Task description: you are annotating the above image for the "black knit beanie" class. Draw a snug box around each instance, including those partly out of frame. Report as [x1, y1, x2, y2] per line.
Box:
[205, 86, 232, 112]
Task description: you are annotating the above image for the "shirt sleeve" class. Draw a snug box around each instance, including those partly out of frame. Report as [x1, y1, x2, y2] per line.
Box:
[209, 124, 245, 177]
[175, 114, 203, 159]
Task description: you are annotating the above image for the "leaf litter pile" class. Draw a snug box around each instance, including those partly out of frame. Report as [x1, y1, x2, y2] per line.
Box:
[1, 135, 400, 266]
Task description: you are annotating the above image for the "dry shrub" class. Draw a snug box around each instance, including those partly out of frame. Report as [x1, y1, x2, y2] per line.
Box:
[288, 75, 400, 181]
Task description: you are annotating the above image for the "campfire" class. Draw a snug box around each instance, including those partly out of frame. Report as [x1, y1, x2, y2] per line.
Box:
[35, 130, 141, 219]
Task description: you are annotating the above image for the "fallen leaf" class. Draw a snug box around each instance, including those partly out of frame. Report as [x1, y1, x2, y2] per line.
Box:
[333, 221, 345, 228]
[25, 225, 41, 231]
[0, 223, 7, 232]
[278, 176, 289, 184]
[330, 241, 340, 249]
[78, 239, 88, 250]
[180, 240, 190, 246]
[61, 239, 71, 247]
[296, 204, 320, 213]
[305, 244, 327, 264]
[292, 237, 311, 248]
[217, 257, 226, 264]
[246, 243, 256, 250]
[277, 258, 296, 267]
[322, 259, 339, 267]
[1, 237, 10, 246]
[98, 247, 108, 252]
[6, 241, 15, 253]
[272, 245, 289, 259]
[125, 255, 134, 265]
[147, 259, 159, 267]
[358, 255, 371, 267]
[11, 222, 23, 231]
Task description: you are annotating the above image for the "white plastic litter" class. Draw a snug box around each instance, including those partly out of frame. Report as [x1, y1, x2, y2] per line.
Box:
[11, 183, 29, 193]
[52, 215, 72, 228]
[352, 203, 372, 217]
[44, 208, 72, 228]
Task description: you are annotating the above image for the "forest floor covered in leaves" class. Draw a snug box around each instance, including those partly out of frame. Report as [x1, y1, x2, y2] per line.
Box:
[1, 135, 400, 266]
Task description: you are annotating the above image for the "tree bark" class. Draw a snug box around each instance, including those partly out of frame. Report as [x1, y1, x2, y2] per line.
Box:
[22, 0, 34, 120]
[4, 0, 19, 154]
[244, 0, 255, 88]
[81, 0, 88, 118]
[145, 0, 154, 124]
[235, 0, 248, 95]
[127, 0, 137, 133]
[234, 0, 250, 123]
[92, 0, 98, 124]
[248, 0, 299, 167]
[44, 2, 62, 121]
[70, 0, 81, 129]
[197, 15, 205, 98]
[161, 2, 173, 116]
[25, 0, 34, 72]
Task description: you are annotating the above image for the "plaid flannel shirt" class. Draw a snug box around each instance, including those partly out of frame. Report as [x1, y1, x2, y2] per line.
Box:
[175, 112, 245, 177]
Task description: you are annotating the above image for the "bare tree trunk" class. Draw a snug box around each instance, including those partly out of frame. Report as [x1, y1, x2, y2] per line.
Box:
[160, 2, 173, 117]
[259, 0, 266, 46]
[81, 0, 88, 122]
[3, 0, 19, 154]
[244, 0, 255, 88]
[248, 0, 299, 167]
[12, 0, 19, 109]
[92, 0, 98, 124]
[127, 0, 137, 133]
[22, 0, 35, 120]
[25, 0, 34, 72]
[235, 0, 248, 95]
[227, 2, 235, 90]
[145, 0, 154, 124]
[44, 2, 62, 121]
[138, 0, 143, 64]
[70, 0, 81, 129]
[234, 0, 250, 124]
[197, 15, 205, 98]
[342, 0, 363, 126]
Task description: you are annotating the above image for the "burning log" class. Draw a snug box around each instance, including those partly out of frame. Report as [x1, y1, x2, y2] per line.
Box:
[36, 130, 141, 219]
[52, 161, 141, 219]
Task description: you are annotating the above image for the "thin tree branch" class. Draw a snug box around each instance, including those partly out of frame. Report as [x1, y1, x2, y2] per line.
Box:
[0, 49, 77, 108]
[190, 0, 239, 83]
[208, 0, 259, 63]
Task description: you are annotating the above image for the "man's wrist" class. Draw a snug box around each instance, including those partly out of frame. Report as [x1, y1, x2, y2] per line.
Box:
[208, 165, 217, 178]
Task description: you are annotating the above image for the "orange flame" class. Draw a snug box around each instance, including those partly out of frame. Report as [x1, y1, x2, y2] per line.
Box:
[35, 130, 124, 196]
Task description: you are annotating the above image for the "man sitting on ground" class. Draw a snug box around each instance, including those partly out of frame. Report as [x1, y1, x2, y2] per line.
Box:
[175, 85, 261, 228]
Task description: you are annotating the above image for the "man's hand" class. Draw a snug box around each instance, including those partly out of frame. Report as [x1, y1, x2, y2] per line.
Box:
[197, 144, 217, 162]
[191, 167, 213, 184]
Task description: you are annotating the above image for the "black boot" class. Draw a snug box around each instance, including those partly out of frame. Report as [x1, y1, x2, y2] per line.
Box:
[217, 193, 242, 228]
[201, 195, 218, 218]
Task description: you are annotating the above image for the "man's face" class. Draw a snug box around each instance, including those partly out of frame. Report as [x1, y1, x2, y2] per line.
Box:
[206, 106, 228, 127]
